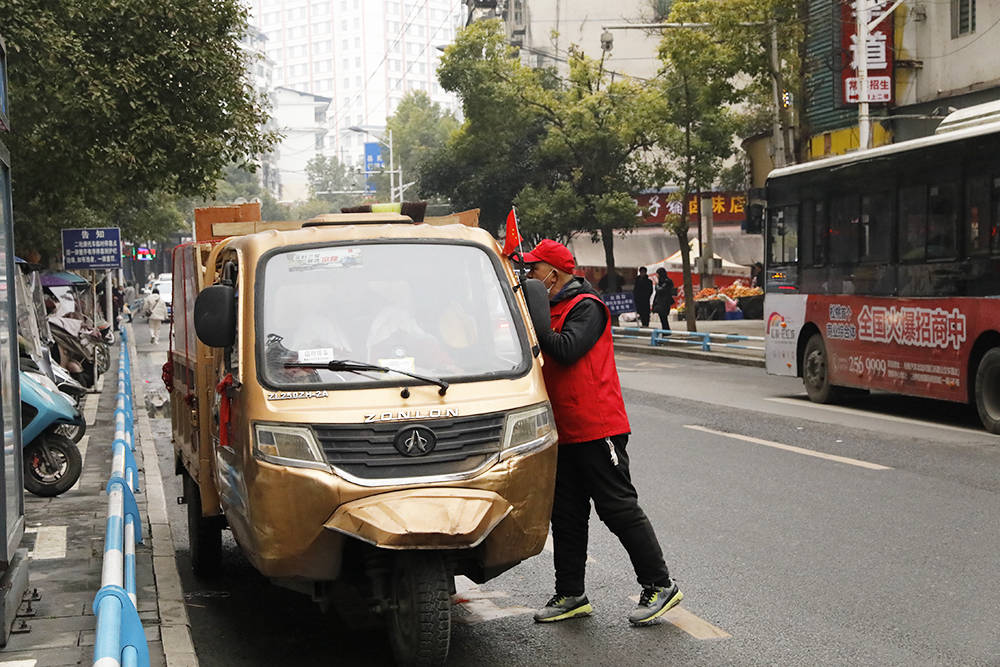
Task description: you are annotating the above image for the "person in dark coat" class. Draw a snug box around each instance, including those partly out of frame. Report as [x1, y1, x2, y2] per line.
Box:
[651, 268, 674, 330]
[632, 267, 653, 327]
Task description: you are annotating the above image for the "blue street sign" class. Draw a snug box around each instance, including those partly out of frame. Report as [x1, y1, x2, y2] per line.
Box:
[603, 292, 636, 316]
[363, 141, 384, 193]
[62, 227, 122, 269]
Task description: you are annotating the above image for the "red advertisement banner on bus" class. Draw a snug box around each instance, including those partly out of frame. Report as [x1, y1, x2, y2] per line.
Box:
[765, 294, 993, 402]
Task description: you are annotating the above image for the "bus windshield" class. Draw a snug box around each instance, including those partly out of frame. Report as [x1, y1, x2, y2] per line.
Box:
[258, 242, 528, 388]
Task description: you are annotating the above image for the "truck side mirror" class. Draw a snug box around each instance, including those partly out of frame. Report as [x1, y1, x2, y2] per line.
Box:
[522, 279, 551, 335]
[194, 285, 237, 348]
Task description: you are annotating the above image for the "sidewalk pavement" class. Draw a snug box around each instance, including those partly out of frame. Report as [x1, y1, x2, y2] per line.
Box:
[0, 328, 194, 667]
[614, 318, 767, 367]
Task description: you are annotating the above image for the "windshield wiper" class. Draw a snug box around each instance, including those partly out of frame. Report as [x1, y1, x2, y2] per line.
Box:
[284, 359, 449, 395]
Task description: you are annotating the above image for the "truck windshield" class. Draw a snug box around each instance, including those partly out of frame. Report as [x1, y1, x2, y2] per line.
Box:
[258, 242, 528, 387]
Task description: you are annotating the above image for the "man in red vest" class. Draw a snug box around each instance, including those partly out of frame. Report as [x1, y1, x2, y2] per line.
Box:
[521, 239, 682, 626]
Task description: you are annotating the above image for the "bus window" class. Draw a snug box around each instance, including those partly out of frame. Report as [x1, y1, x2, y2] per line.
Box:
[898, 184, 926, 262]
[927, 181, 959, 260]
[768, 206, 799, 265]
[801, 199, 814, 266]
[830, 194, 859, 264]
[860, 191, 891, 262]
[813, 200, 828, 266]
[966, 175, 991, 255]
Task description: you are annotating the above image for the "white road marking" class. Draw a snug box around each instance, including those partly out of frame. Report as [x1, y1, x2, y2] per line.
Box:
[683, 424, 892, 471]
[0, 660, 38, 666]
[543, 534, 597, 564]
[83, 393, 100, 426]
[25, 525, 67, 560]
[70, 435, 89, 493]
[766, 397, 990, 437]
[451, 576, 535, 625]
[96, 373, 105, 394]
[628, 595, 731, 639]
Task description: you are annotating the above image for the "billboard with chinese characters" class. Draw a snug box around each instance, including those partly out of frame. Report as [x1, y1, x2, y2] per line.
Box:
[840, 0, 894, 105]
[633, 192, 747, 225]
[61, 227, 122, 270]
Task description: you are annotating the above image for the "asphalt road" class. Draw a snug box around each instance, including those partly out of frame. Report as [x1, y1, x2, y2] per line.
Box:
[132, 321, 1000, 666]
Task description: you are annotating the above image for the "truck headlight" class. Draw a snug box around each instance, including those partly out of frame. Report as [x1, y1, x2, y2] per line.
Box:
[253, 423, 329, 471]
[500, 403, 557, 460]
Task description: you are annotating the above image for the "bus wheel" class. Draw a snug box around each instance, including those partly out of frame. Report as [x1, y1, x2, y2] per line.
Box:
[974, 348, 1000, 435]
[803, 334, 841, 404]
[184, 472, 222, 577]
[386, 552, 451, 667]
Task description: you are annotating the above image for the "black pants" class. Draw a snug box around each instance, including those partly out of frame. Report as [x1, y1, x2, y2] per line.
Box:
[656, 309, 671, 330]
[551, 434, 671, 596]
[636, 302, 651, 327]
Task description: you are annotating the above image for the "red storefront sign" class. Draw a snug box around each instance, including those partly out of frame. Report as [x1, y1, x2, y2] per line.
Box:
[685, 193, 746, 223]
[840, 0, 895, 105]
[632, 192, 746, 225]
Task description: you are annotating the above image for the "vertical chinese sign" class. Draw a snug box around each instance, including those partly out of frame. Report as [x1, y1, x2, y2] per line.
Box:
[841, 0, 894, 105]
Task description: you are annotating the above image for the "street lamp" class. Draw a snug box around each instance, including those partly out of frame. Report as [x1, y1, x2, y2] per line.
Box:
[347, 125, 401, 202]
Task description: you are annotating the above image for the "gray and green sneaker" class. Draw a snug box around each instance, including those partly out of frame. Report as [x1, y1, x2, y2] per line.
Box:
[533, 593, 593, 623]
[628, 582, 683, 626]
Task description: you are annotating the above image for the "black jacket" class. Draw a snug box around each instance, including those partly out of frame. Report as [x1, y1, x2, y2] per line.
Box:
[652, 278, 674, 311]
[536, 278, 608, 366]
[633, 275, 653, 302]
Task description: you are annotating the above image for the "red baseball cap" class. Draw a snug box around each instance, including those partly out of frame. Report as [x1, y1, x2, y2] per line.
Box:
[521, 239, 576, 274]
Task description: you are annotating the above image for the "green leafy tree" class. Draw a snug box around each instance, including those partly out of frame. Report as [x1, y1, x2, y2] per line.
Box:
[385, 91, 459, 200]
[653, 4, 743, 331]
[432, 21, 656, 290]
[2, 0, 278, 260]
[426, 19, 550, 235]
[305, 155, 365, 209]
[514, 47, 658, 292]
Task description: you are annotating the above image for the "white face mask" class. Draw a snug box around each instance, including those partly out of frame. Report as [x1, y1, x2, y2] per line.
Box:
[540, 269, 557, 295]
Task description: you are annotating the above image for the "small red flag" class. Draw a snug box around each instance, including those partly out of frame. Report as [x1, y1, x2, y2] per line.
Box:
[502, 208, 523, 256]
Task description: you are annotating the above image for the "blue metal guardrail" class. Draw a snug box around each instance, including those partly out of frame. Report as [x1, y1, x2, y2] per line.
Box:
[612, 326, 765, 354]
[93, 327, 149, 667]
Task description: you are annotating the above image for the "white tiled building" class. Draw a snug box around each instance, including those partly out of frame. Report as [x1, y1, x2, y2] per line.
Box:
[270, 87, 332, 201]
[250, 0, 465, 180]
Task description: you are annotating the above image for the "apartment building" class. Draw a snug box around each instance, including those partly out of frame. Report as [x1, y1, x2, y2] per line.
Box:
[251, 0, 465, 184]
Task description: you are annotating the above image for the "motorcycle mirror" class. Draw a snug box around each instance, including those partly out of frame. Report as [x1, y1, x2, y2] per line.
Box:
[522, 279, 552, 335]
[194, 285, 237, 348]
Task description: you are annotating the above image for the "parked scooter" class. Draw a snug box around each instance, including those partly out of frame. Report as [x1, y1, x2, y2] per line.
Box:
[20, 371, 84, 497]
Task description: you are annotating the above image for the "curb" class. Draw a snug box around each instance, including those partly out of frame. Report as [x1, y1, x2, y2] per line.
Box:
[127, 325, 198, 667]
[614, 340, 766, 368]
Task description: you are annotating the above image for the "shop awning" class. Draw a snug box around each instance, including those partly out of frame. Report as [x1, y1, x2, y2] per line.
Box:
[40, 271, 89, 287]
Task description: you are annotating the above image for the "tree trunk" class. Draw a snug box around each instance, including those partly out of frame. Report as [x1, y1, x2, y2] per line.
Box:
[601, 226, 618, 293]
[677, 193, 697, 333]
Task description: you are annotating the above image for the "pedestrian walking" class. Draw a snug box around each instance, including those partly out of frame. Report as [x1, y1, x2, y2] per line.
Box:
[521, 239, 682, 627]
[143, 288, 168, 344]
[633, 266, 653, 327]
[652, 268, 675, 330]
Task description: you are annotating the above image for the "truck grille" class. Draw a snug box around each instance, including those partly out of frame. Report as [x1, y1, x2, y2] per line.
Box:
[313, 412, 505, 482]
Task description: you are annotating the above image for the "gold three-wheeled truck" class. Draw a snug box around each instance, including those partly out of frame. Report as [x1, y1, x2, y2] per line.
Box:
[167, 204, 558, 665]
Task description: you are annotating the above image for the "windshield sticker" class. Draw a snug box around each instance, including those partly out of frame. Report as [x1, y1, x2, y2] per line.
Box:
[287, 247, 362, 271]
[266, 390, 329, 401]
[298, 348, 335, 363]
[378, 357, 416, 373]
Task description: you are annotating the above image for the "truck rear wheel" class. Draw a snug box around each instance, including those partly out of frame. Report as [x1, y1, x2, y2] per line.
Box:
[184, 472, 222, 577]
[387, 552, 451, 667]
[974, 348, 1000, 435]
[803, 334, 844, 404]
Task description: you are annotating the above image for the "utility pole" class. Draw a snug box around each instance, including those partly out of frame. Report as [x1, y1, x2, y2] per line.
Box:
[769, 23, 788, 167]
[855, 0, 905, 151]
[856, 0, 871, 150]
